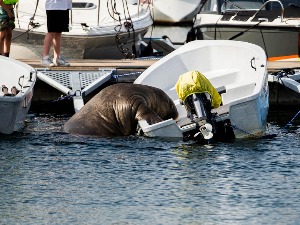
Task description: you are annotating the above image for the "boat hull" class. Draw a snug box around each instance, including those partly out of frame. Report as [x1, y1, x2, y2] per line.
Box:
[229, 87, 269, 138]
[193, 1, 300, 60]
[0, 95, 33, 134]
[151, 0, 202, 24]
[0, 57, 36, 134]
[13, 26, 149, 59]
[12, 0, 153, 59]
[194, 24, 299, 60]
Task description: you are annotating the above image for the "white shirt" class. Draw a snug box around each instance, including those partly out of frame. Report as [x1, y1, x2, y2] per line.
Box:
[45, 0, 72, 10]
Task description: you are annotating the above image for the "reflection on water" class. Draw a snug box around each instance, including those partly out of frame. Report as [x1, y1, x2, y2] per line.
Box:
[0, 111, 299, 224]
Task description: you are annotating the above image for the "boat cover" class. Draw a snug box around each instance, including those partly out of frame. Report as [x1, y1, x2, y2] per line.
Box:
[175, 70, 222, 109]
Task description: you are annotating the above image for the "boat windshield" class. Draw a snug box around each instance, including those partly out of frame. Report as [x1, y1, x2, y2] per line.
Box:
[221, 0, 265, 11]
[200, 0, 300, 13]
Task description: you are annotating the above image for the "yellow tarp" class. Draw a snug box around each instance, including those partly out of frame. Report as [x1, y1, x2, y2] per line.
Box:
[175, 71, 222, 109]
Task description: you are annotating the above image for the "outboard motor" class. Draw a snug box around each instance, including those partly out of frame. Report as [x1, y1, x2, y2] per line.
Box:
[184, 93, 215, 141]
[175, 71, 224, 142]
[185, 93, 210, 123]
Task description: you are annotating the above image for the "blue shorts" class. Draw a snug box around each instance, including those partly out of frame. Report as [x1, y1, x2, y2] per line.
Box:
[46, 10, 70, 32]
[0, 7, 15, 31]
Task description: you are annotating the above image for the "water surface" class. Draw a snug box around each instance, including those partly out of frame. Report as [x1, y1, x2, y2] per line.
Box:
[0, 111, 299, 225]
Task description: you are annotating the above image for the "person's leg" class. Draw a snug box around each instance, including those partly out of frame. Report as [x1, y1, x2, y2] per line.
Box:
[41, 32, 55, 66]
[3, 27, 12, 56]
[0, 30, 6, 55]
[50, 9, 70, 66]
[52, 32, 61, 59]
[52, 31, 69, 66]
[42, 32, 54, 58]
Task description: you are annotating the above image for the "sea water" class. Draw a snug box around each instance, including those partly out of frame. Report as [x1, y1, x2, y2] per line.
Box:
[0, 109, 299, 225]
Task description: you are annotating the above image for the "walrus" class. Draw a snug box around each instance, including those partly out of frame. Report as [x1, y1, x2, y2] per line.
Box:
[63, 83, 178, 136]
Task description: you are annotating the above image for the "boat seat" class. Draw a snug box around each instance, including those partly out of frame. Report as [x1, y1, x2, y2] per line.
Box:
[221, 82, 256, 104]
[216, 86, 226, 94]
[206, 69, 240, 88]
[212, 104, 229, 115]
[211, 104, 230, 121]
[165, 87, 180, 101]
[176, 116, 193, 127]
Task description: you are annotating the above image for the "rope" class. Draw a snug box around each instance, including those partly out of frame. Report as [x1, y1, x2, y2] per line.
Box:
[31, 0, 40, 21]
[51, 95, 74, 103]
[230, 124, 255, 137]
[272, 69, 300, 99]
[12, 22, 40, 41]
[107, 0, 136, 59]
[229, 21, 263, 40]
[284, 110, 300, 128]
[112, 71, 142, 82]
[271, 109, 300, 138]
[51, 90, 81, 103]
[114, 71, 142, 77]
[13, 0, 41, 41]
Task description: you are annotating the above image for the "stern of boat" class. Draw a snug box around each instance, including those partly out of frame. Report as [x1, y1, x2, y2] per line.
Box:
[0, 57, 37, 134]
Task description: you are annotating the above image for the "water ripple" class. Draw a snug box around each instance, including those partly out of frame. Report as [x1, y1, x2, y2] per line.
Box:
[0, 112, 300, 224]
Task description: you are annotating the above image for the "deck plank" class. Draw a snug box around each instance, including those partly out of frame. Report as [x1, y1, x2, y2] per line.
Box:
[20, 59, 159, 70]
[19, 59, 300, 72]
[267, 60, 300, 71]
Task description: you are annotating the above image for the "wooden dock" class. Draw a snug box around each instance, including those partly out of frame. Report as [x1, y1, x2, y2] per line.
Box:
[20, 59, 158, 70]
[267, 60, 300, 72]
[19, 58, 300, 71]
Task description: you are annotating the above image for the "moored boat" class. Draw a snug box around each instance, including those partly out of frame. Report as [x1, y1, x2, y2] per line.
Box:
[188, 0, 300, 61]
[135, 40, 269, 141]
[0, 56, 37, 134]
[13, 0, 153, 59]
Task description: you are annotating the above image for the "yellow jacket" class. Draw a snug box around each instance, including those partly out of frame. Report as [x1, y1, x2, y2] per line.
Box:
[175, 71, 222, 109]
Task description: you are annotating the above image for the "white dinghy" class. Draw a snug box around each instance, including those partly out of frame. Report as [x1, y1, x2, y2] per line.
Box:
[13, 0, 153, 59]
[135, 40, 269, 141]
[0, 56, 37, 134]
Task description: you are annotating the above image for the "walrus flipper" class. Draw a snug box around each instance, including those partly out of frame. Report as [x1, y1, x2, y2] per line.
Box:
[135, 104, 163, 125]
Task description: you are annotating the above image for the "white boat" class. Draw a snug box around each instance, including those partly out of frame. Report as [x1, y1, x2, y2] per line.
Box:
[0, 56, 37, 134]
[142, 0, 202, 24]
[13, 0, 153, 59]
[188, 0, 300, 61]
[135, 40, 269, 141]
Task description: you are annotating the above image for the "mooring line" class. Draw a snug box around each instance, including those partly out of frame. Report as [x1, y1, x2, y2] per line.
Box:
[284, 110, 300, 128]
